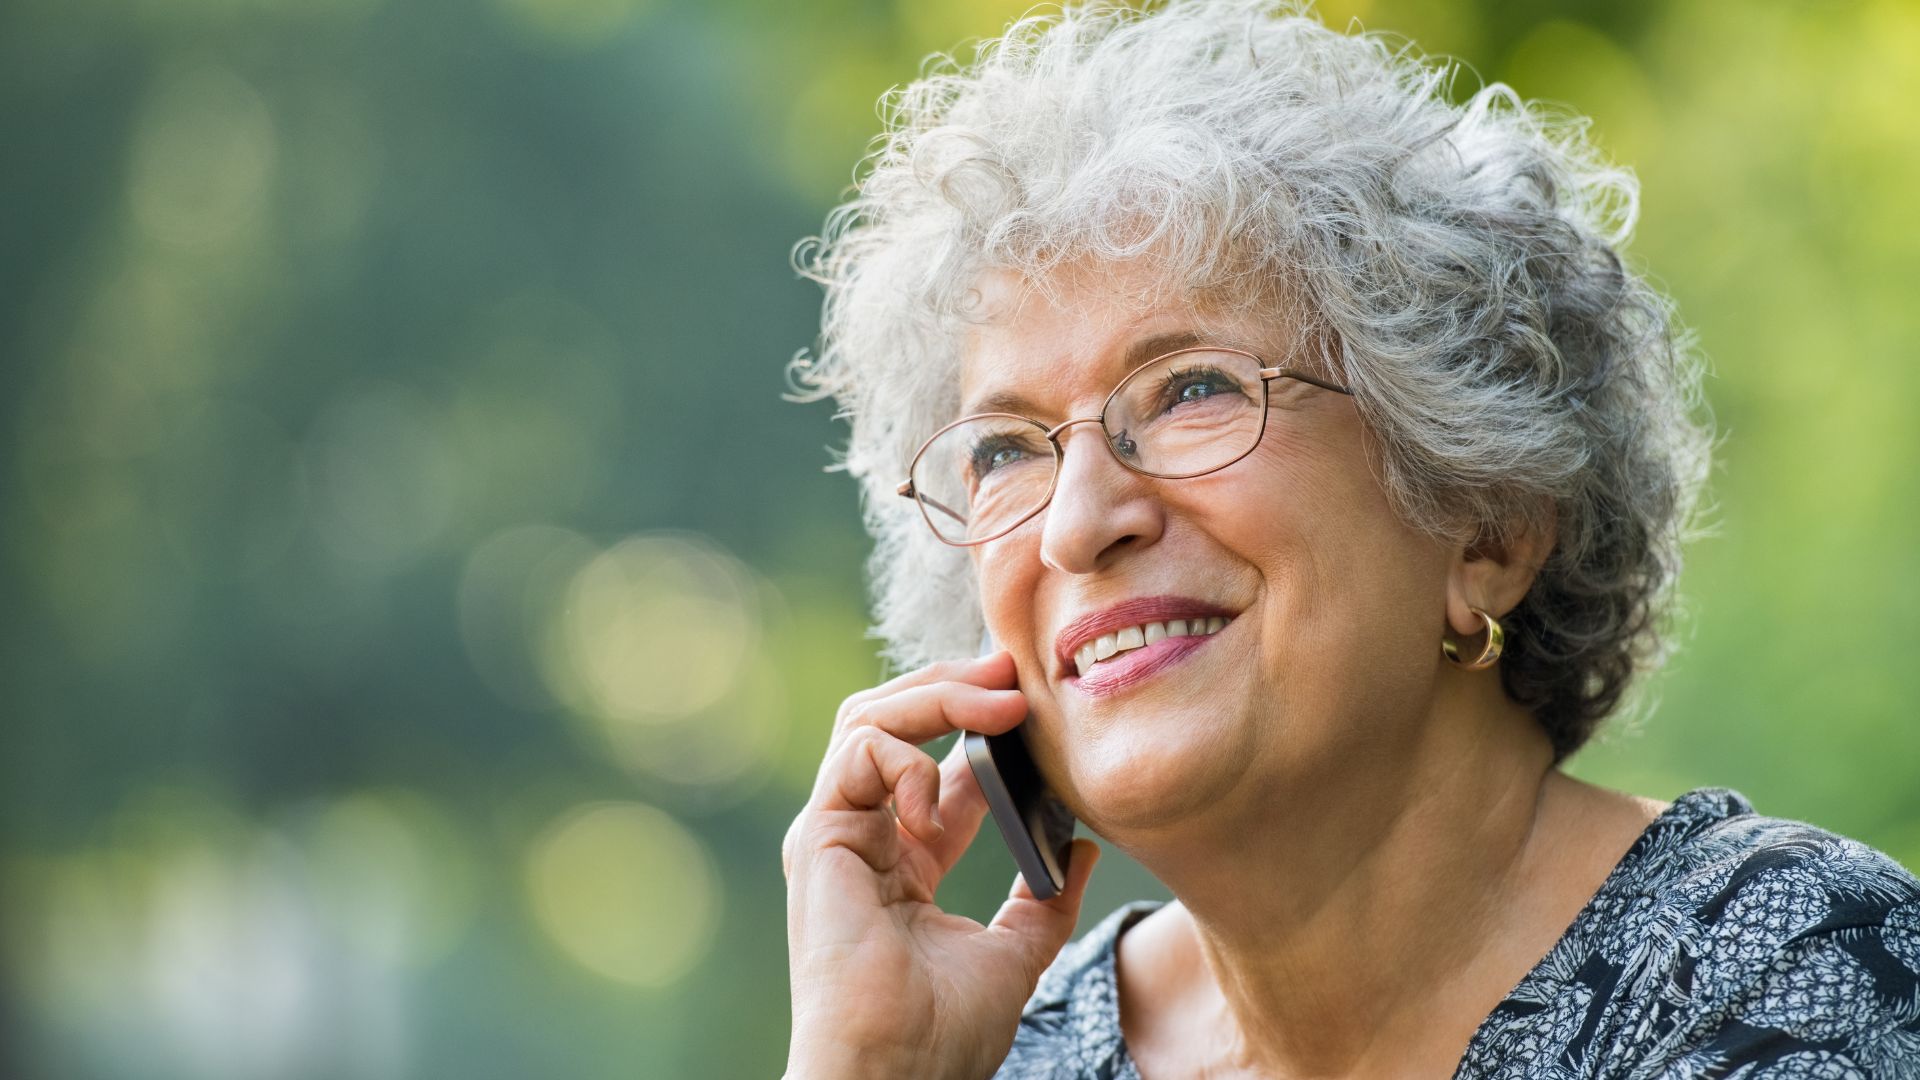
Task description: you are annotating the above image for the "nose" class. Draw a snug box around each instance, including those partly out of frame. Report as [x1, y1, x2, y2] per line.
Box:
[1037, 418, 1166, 575]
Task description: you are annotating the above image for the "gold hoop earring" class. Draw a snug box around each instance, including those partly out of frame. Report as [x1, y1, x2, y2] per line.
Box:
[1443, 606, 1504, 670]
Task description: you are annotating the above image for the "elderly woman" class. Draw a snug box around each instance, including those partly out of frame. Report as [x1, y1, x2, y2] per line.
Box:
[780, 2, 1920, 1076]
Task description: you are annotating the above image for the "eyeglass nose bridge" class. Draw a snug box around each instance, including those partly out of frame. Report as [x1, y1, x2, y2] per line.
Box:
[1041, 414, 1108, 444]
[1043, 413, 1148, 482]
[1041, 414, 1129, 476]
[1013, 413, 1137, 545]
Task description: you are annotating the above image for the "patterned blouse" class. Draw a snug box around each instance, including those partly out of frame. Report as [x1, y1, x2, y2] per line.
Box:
[998, 788, 1920, 1078]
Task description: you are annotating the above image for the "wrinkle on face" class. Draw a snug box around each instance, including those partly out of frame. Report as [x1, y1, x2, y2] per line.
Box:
[955, 261, 1453, 846]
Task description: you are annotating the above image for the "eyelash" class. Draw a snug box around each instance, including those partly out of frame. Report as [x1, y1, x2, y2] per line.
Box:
[969, 435, 1028, 476]
[1158, 366, 1232, 406]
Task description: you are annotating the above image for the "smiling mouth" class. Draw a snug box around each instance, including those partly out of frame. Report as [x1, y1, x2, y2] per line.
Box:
[1071, 616, 1232, 677]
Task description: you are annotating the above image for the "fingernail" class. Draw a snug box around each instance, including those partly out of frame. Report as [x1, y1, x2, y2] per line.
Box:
[930, 804, 945, 831]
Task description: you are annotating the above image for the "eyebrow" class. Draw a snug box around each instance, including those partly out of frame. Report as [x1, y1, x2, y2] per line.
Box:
[961, 330, 1209, 418]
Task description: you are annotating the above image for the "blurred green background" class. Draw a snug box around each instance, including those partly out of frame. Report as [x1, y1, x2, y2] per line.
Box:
[2, 0, 1915, 1076]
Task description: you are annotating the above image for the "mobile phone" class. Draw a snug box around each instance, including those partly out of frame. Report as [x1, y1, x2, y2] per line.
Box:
[964, 632, 1077, 900]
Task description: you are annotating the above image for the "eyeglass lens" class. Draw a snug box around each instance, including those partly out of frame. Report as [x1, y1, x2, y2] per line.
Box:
[910, 350, 1268, 544]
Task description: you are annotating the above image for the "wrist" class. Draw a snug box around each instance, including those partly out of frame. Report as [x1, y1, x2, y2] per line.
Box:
[786, 1035, 914, 1080]
[784, 1056, 886, 1080]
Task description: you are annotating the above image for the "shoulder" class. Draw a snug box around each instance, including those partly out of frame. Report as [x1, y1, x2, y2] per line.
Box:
[1643, 788, 1920, 972]
[1465, 788, 1920, 1076]
[993, 900, 1161, 1080]
[1566, 786, 1920, 941]
[1639, 791, 1920, 1073]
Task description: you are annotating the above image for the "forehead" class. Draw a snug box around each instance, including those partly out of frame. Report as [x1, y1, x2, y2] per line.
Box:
[956, 267, 1287, 414]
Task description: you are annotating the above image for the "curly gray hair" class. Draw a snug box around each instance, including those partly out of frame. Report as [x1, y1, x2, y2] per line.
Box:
[789, 0, 1712, 760]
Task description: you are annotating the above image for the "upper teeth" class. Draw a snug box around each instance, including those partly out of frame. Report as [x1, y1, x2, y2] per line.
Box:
[1073, 617, 1229, 676]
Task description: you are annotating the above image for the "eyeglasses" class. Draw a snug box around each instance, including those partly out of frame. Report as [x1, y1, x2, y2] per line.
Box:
[897, 346, 1354, 546]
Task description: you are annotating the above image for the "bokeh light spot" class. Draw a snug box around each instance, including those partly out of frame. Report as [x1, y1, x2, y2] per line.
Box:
[142, 839, 319, 1079]
[599, 654, 789, 809]
[129, 63, 277, 249]
[302, 789, 476, 968]
[458, 524, 599, 711]
[74, 262, 217, 397]
[524, 801, 718, 987]
[544, 533, 759, 722]
[445, 293, 622, 528]
[7, 788, 414, 1080]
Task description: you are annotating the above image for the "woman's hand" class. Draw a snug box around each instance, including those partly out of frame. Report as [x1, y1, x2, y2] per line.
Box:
[782, 650, 1102, 1080]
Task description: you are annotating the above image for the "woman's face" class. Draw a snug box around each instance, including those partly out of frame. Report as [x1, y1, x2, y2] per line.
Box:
[963, 268, 1459, 835]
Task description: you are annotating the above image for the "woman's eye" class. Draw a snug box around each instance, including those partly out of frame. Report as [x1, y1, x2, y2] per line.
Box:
[970, 440, 1027, 478]
[1161, 368, 1238, 411]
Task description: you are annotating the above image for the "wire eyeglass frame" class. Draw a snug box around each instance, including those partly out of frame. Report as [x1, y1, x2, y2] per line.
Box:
[896, 345, 1354, 547]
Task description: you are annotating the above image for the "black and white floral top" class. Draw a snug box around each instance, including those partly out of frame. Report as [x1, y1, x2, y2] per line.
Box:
[998, 788, 1920, 1078]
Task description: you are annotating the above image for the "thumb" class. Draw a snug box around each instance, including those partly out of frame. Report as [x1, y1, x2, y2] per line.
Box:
[987, 838, 1102, 981]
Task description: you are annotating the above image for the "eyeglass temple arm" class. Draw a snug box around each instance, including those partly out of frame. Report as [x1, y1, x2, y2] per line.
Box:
[897, 480, 969, 527]
[1259, 367, 1353, 396]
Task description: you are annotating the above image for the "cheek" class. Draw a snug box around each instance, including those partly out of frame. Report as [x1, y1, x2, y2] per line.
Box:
[1245, 417, 1429, 560]
[1209, 434, 1447, 665]
[1182, 437, 1339, 578]
[973, 536, 1043, 647]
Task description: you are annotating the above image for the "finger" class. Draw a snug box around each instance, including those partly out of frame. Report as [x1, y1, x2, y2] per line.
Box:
[988, 838, 1103, 984]
[923, 735, 993, 874]
[815, 726, 946, 845]
[834, 651, 1018, 735]
[790, 807, 902, 877]
[833, 681, 1028, 752]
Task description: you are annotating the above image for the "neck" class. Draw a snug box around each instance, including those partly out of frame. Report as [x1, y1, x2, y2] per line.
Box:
[1109, 676, 1564, 1076]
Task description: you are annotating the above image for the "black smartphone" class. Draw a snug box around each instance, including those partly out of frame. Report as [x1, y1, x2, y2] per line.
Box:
[964, 632, 1077, 900]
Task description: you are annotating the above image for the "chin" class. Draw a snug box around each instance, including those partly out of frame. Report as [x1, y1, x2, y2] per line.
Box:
[1052, 702, 1258, 834]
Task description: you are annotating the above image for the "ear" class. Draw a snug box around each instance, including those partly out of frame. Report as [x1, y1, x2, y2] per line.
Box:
[1445, 504, 1557, 636]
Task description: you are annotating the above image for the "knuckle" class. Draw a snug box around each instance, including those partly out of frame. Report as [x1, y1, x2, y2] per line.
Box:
[802, 812, 884, 860]
[833, 690, 872, 732]
[790, 811, 835, 852]
[821, 731, 870, 781]
[818, 729, 896, 803]
[846, 722, 892, 754]
[838, 699, 880, 735]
